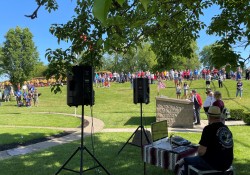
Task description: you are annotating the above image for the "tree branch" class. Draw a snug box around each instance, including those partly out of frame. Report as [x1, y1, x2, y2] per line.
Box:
[25, 4, 41, 19]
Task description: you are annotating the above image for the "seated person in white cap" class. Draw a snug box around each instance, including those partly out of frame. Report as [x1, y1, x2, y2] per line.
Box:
[181, 106, 234, 175]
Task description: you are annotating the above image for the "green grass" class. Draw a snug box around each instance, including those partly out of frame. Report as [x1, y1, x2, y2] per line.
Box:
[0, 113, 80, 127]
[0, 128, 249, 175]
[0, 79, 250, 174]
[2, 79, 248, 128]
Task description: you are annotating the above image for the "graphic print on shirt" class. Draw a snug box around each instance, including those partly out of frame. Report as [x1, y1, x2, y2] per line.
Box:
[216, 127, 233, 148]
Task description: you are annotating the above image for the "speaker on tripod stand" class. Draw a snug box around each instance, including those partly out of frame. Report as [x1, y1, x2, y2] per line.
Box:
[118, 77, 151, 155]
[56, 65, 110, 175]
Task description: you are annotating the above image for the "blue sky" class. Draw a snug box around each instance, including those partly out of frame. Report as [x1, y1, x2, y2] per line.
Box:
[0, 0, 76, 65]
[0, 1, 248, 74]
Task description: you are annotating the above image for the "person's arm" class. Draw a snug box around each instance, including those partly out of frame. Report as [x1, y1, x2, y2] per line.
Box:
[198, 145, 207, 156]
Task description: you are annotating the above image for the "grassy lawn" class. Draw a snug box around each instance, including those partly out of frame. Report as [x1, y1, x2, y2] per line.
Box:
[0, 128, 249, 175]
[0, 78, 249, 174]
[0, 100, 81, 146]
[2, 79, 248, 128]
[0, 113, 80, 127]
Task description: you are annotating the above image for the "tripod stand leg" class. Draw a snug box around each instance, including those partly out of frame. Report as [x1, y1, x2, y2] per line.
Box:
[55, 147, 81, 175]
[117, 126, 141, 155]
[83, 146, 111, 175]
[141, 126, 151, 144]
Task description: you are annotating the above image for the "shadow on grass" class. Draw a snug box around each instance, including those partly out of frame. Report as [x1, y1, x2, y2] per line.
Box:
[0, 131, 74, 151]
[222, 83, 233, 98]
[124, 116, 156, 126]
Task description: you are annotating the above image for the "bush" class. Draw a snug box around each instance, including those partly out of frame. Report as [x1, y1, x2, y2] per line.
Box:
[229, 109, 245, 120]
[243, 113, 250, 125]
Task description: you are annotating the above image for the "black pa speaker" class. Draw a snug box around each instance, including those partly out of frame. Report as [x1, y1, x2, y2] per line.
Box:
[67, 65, 95, 107]
[133, 78, 150, 104]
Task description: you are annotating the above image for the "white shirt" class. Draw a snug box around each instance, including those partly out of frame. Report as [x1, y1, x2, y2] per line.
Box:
[203, 95, 215, 107]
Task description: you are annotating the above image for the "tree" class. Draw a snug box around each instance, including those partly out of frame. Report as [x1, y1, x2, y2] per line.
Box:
[0, 46, 4, 76]
[207, 0, 250, 64]
[200, 45, 214, 68]
[200, 42, 239, 69]
[33, 61, 48, 77]
[100, 43, 157, 73]
[1, 27, 39, 88]
[27, 0, 249, 85]
[136, 43, 157, 71]
[27, 0, 209, 83]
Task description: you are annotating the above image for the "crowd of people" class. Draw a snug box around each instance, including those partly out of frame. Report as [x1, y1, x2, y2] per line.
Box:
[0, 82, 40, 107]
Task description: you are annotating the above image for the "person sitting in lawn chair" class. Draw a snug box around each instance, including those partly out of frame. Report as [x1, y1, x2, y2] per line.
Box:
[179, 106, 234, 175]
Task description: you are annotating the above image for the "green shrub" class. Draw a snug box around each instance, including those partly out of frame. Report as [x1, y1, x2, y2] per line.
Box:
[243, 112, 250, 125]
[229, 109, 245, 120]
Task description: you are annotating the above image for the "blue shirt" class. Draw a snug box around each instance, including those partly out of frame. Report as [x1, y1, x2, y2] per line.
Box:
[16, 90, 22, 97]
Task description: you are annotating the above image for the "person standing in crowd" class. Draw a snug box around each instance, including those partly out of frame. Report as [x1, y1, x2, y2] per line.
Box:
[236, 79, 243, 99]
[191, 89, 202, 125]
[33, 89, 39, 107]
[157, 77, 166, 96]
[15, 87, 22, 105]
[183, 82, 189, 99]
[176, 83, 182, 99]
[194, 69, 198, 80]
[218, 74, 223, 88]
[205, 73, 212, 88]
[174, 70, 179, 87]
[245, 69, 250, 80]
[236, 67, 242, 81]
[22, 90, 28, 106]
[181, 106, 234, 175]
[203, 90, 215, 116]
[213, 91, 226, 123]
[150, 72, 154, 84]
[213, 91, 224, 112]
[3, 86, 10, 102]
[178, 71, 183, 87]
[26, 93, 32, 107]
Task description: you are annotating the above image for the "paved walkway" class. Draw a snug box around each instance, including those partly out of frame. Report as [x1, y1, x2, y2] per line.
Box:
[0, 113, 245, 160]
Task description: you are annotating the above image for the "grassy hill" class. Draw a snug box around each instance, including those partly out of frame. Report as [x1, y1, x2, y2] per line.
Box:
[0, 78, 249, 175]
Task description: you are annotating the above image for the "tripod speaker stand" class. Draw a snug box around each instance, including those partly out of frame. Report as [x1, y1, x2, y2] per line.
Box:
[118, 102, 151, 155]
[55, 65, 111, 175]
[55, 105, 111, 175]
[56, 106, 110, 175]
[118, 78, 151, 155]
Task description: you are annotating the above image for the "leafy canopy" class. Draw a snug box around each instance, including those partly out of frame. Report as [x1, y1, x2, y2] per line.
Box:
[0, 27, 39, 88]
[26, 0, 249, 84]
[199, 42, 239, 70]
[28, 0, 208, 80]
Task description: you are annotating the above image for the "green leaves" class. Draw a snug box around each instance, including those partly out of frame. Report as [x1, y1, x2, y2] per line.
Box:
[1, 27, 39, 88]
[117, 0, 125, 6]
[139, 0, 150, 11]
[93, 0, 112, 23]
